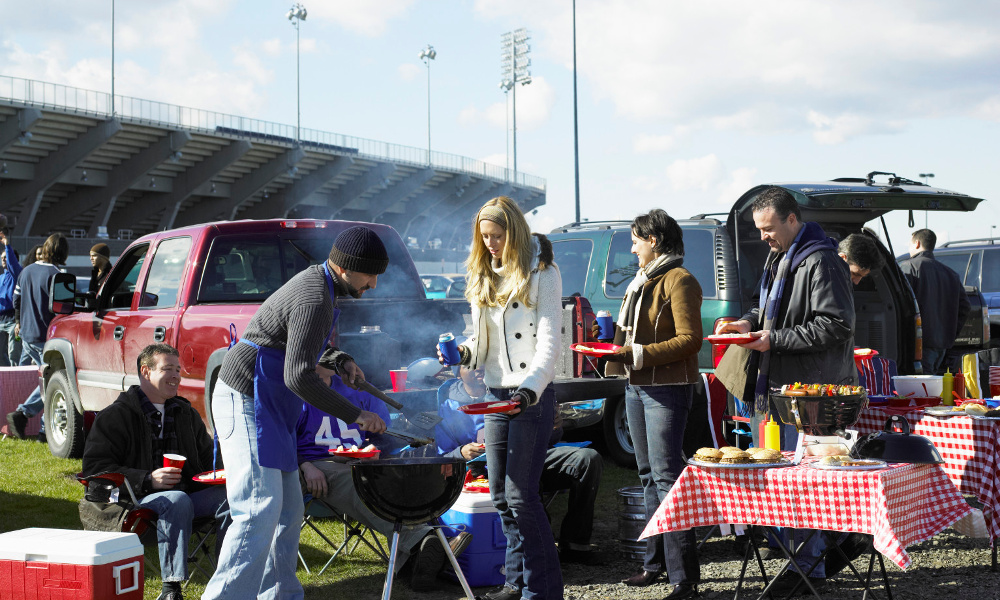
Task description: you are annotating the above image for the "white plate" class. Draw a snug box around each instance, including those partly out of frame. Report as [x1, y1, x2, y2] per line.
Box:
[925, 407, 963, 417]
[807, 459, 887, 471]
[687, 458, 793, 469]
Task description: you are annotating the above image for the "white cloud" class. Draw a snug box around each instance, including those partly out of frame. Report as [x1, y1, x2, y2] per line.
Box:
[397, 63, 421, 82]
[633, 134, 675, 154]
[972, 95, 1000, 122]
[666, 155, 724, 192]
[305, 0, 416, 37]
[261, 39, 282, 57]
[631, 175, 661, 193]
[807, 110, 905, 145]
[716, 167, 758, 207]
[460, 77, 556, 131]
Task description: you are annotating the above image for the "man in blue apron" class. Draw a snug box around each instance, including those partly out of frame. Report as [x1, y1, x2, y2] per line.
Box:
[204, 226, 390, 600]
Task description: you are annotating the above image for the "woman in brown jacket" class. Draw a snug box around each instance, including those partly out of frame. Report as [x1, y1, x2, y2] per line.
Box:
[599, 209, 702, 600]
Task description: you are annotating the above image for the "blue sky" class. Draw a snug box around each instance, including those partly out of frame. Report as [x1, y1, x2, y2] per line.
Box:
[2, 0, 998, 254]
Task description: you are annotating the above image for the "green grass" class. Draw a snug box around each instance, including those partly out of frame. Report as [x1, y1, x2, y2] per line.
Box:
[0, 436, 642, 599]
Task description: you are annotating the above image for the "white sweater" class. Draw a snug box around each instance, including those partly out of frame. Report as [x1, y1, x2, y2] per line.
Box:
[462, 256, 562, 399]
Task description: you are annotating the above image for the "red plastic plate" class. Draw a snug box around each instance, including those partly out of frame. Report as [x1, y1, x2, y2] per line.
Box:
[569, 342, 621, 357]
[705, 333, 755, 345]
[192, 470, 226, 484]
[457, 400, 520, 415]
[854, 348, 879, 357]
[328, 448, 381, 458]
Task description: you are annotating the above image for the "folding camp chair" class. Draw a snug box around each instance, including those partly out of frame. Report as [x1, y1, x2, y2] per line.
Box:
[297, 495, 389, 575]
[77, 472, 221, 585]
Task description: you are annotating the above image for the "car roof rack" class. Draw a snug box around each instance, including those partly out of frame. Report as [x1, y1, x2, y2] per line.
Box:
[552, 220, 632, 232]
[689, 212, 728, 219]
[940, 237, 997, 247]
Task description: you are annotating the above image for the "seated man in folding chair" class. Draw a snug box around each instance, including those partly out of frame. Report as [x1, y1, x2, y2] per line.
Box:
[295, 348, 472, 592]
[436, 365, 606, 567]
[81, 343, 230, 600]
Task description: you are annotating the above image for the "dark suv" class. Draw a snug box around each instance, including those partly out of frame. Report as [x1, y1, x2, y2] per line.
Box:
[549, 172, 989, 465]
[932, 238, 999, 346]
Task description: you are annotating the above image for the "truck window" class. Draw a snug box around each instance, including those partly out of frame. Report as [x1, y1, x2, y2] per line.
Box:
[681, 229, 717, 298]
[551, 239, 593, 297]
[140, 237, 192, 309]
[982, 250, 999, 293]
[605, 232, 638, 298]
[937, 252, 971, 283]
[103, 244, 149, 310]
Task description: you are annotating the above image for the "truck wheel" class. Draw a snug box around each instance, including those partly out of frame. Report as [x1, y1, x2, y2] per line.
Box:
[602, 393, 636, 468]
[44, 371, 84, 459]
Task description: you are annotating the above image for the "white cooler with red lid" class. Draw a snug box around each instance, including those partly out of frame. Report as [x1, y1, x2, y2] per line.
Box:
[0, 528, 144, 600]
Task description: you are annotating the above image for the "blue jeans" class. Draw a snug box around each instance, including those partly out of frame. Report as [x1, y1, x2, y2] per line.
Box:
[16, 340, 44, 433]
[202, 381, 305, 600]
[138, 486, 230, 581]
[0, 317, 21, 366]
[484, 386, 563, 600]
[922, 347, 946, 375]
[625, 384, 700, 586]
[541, 444, 602, 549]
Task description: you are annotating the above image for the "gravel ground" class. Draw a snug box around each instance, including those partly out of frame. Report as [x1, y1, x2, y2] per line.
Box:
[414, 524, 998, 600]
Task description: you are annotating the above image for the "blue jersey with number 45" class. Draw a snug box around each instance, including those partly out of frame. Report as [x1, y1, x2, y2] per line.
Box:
[295, 375, 392, 464]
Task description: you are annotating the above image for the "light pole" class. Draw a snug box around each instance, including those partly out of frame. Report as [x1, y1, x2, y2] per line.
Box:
[500, 28, 531, 183]
[286, 3, 307, 140]
[919, 173, 934, 228]
[572, 0, 580, 223]
[111, 0, 115, 115]
[418, 44, 436, 165]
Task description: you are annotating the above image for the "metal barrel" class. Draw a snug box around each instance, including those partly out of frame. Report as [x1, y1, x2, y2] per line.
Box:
[617, 485, 647, 562]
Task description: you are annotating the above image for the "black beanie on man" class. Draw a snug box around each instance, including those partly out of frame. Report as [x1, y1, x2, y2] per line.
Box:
[328, 226, 389, 275]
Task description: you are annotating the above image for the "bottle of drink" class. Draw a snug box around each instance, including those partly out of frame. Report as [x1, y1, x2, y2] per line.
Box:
[765, 416, 781, 451]
[941, 369, 954, 406]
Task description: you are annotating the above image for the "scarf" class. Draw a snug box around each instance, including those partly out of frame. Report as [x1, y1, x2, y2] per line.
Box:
[617, 253, 682, 344]
[753, 222, 837, 412]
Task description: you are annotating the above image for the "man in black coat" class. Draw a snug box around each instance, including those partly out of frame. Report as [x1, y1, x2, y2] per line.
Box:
[81, 343, 229, 600]
[899, 229, 971, 374]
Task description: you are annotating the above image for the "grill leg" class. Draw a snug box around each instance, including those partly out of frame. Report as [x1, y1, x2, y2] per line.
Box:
[381, 524, 402, 600]
[435, 528, 475, 600]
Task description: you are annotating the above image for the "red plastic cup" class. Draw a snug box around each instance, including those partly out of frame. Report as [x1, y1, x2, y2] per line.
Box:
[163, 453, 186, 469]
[390, 369, 408, 392]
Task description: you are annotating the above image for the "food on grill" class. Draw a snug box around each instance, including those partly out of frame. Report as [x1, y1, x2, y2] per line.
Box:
[779, 383, 865, 397]
[693, 448, 723, 463]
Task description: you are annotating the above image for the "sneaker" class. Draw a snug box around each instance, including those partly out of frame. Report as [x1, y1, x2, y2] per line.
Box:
[411, 533, 448, 591]
[6, 411, 26, 439]
[769, 571, 826, 597]
[36, 431, 46, 444]
[448, 531, 473, 558]
[476, 585, 520, 600]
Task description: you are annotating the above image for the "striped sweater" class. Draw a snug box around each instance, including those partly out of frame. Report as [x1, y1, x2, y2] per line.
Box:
[218, 264, 362, 424]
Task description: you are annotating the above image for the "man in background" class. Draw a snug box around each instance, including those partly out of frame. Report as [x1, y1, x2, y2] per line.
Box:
[6, 233, 67, 440]
[899, 228, 971, 374]
[838, 233, 884, 285]
[0, 226, 22, 366]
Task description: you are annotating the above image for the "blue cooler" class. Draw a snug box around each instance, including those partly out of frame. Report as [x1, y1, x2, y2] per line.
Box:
[440, 491, 506, 587]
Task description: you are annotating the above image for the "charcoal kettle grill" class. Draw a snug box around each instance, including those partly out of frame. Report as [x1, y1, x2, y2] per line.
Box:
[352, 456, 474, 600]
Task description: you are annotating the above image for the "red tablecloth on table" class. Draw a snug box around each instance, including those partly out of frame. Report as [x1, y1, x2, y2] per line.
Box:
[856, 407, 1000, 540]
[641, 460, 971, 569]
[0, 366, 42, 437]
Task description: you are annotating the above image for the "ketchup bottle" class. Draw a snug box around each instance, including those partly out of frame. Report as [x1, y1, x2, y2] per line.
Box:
[953, 371, 966, 400]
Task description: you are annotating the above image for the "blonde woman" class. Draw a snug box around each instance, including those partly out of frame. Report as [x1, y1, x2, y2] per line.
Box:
[439, 196, 563, 600]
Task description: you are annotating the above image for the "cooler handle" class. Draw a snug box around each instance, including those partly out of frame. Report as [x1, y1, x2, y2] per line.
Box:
[113, 561, 140, 594]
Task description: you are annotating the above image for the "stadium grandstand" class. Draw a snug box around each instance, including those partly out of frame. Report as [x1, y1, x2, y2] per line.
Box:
[0, 75, 545, 273]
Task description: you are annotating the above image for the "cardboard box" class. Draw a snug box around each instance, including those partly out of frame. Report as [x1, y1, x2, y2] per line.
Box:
[441, 492, 506, 587]
[0, 528, 144, 600]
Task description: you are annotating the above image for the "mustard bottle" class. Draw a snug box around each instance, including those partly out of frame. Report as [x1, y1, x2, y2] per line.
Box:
[765, 416, 781, 451]
[941, 369, 954, 406]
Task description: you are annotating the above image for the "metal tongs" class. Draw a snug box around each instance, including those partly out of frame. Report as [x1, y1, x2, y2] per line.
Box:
[358, 380, 443, 429]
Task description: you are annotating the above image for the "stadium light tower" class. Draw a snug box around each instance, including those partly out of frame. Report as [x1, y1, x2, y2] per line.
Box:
[418, 44, 437, 165]
[500, 28, 531, 183]
[286, 3, 308, 140]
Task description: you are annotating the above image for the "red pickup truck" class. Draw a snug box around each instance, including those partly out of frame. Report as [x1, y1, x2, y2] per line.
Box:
[41, 219, 469, 458]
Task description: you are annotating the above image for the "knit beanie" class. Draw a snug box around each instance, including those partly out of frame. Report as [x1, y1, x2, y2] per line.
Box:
[328, 226, 388, 275]
[90, 243, 111, 259]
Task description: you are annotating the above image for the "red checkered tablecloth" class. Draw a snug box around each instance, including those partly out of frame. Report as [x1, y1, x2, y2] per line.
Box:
[856, 407, 1000, 539]
[641, 460, 971, 569]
